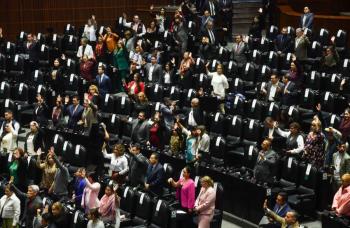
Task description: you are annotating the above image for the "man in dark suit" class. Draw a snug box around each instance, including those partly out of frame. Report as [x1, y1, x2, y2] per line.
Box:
[300, 6, 314, 30]
[144, 55, 162, 83]
[275, 27, 293, 54]
[23, 33, 39, 62]
[281, 74, 298, 107]
[198, 36, 214, 60]
[130, 111, 150, 144]
[185, 98, 204, 127]
[145, 153, 165, 196]
[95, 65, 111, 97]
[253, 138, 278, 184]
[128, 143, 149, 187]
[231, 35, 248, 66]
[33, 93, 48, 126]
[260, 74, 284, 102]
[64, 95, 84, 130]
[11, 184, 42, 228]
[219, 0, 233, 40]
[203, 0, 219, 18]
[200, 21, 225, 45]
[199, 10, 214, 31]
[172, 17, 188, 54]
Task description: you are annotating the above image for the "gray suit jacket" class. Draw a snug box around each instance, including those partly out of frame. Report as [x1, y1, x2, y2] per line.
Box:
[129, 153, 149, 187]
[254, 149, 278, 183]
[131, 119, 150, 144]
[263, 82, 284, 102]
[332, 152, 350, 180]
[144, 63, 163, 83]
[231, 42, 247, 65]
[294, 36, 310, 60]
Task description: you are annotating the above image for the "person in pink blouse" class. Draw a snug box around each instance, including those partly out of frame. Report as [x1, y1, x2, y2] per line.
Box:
[168, 166, 195, 212]
[194, 176, 216, 228]
[81, 171, 101, 213]
[332, 173, 350, 217]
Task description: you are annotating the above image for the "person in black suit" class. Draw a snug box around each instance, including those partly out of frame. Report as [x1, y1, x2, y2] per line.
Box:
[144, 55, 162, 83]
[281, 74, 298, 107]
[185, 98, 204, 127]
[23, 33, 40, 68]
[200, 21, 227, 46]
[128, 143, 149, 187]
[198, 36, 214, 60]
[262, 0, 276, 27]
[33, 94, 48, 126]
[95, 65, 111, 97]
[203, 0, 219, 19]
[219, 0, 233, 41]
[275, 27, 293, 55]
[260, 74, 284, 102]
[144, 153, 165, 196]
[130, 111, 150, 144]
[63, 95, 84, 130]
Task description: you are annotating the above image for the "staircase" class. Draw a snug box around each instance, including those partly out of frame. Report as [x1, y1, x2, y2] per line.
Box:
[232, 0, 262, 35]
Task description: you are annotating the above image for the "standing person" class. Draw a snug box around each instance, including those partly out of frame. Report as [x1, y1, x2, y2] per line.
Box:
[95, 65, 111, 97]
[87, 208, 105, 228]
[205, 63, 229, 114]
[122, 13, 146, 37]
[79, 97, 98, 133]
[302, 117, 325, 168]
[103, 27, 119, 65]
[98, 185, 116, 223]
[11, 184, 42, 228]
[253, 139, 278, 184]
[80, 54, 95, 82]
[178, 52, 195, 89]
[36, 153, 57, 192]
[51, 96, 64, 127]
[48, 148, 69, 202]
[0, 184, 21, 228]
[72, 168, 87, 209]
[63, 96, 84, 130]
[300, 6, 314, 30]
[95, 35, 106, 63]
[24, 121, 43, 156]
[33, 94, 48, 126]
[219, 0, 233, 41]
[144, 153, 165, 196]
[81, 171, 101, 213]
[83, 15, 97, 45]
[129, 112, 150, 144]
[102, 144, 129, 186]
[148, 112, 165, 149]
[176, 117, 199, 167]
[0, 122, 17, 154]
[231, 35, 248, 66]
[338, 108, 350, 141]
[124, 73, 145, 98]
[275, 122, 305, 157]
[168, 166, 195, 226]
[294, 28, 310, 61]
[144, 55, 162, 84]
[113, 41, 129, 92]
[194, 176, 216, 228]
[331, 141, 350, 190]
[77, 38, 94, 61]
[128, 144, 149, 187]
[248, 16, 262, 39]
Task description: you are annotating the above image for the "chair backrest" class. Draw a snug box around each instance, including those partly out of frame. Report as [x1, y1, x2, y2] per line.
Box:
[150, 199, 170, 228]
[214, 182, 224, 211]
[243, 145, 259, 169]
[210, 136, 226, 159]
[280, 156, 299, 184]
[242, 118, 262, 144]
[101, 94, 115, 113]
[326, 114, 341, 129]
[300, 88, 316, 109]
[245, 99, 263, 121]
[305, 71, 321, 90]
[318, 28, 329, 46]
[13, 82, 29, 102]
[52, 134, 65, 156]
[119, 186, 137, 215]
[149, 84, 164, 102]
[134, 191, 153, 221]
[0, 81, 11, 99]
[115, 96, 133, 115]
[320, 91, 335, 113]
[225, 60, 238, 78]
[298, 163, 318, 190]
[226, 115, 243, 137]
[267, 25, 279, 40]
[31, 70, 44, 85]
[335, 29, 347, 47]
[209, 112, 225, 136]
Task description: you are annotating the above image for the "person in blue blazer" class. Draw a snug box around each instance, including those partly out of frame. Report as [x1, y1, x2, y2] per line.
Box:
[144, 153, 165, 196]
[64, 95, 84, 130]
[95, 65, 111, 96]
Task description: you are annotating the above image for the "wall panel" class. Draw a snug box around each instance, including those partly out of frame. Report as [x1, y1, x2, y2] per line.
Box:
[0, 0, 171, 40]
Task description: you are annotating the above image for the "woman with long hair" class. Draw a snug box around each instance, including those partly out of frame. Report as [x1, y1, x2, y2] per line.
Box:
[113, 41, 129, 92]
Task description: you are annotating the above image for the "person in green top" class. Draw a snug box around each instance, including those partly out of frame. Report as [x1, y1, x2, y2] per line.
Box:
[8, 148, 24, 185]
[113, 41, 129, 92]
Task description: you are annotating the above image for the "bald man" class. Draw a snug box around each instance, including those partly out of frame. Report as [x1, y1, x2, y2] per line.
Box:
[332, 173, 350, 217]
[185, 98, 204, 127]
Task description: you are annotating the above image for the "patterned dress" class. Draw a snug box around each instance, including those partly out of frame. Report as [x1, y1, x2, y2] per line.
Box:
[302, 132, 325, 168]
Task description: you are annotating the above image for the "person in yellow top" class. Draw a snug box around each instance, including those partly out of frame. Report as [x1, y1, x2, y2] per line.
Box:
[263, 199, 301, 228]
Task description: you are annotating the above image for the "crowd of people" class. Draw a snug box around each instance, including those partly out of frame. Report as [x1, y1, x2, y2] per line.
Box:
[0, 0, 349, 227]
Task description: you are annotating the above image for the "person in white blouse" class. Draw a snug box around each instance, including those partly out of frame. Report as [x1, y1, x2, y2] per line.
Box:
[102, 144, 129, 187]
[205, 63, 229, 113]
[77, 38, 94, 60]
[83, 15, 97, 43]
[0, 184, 21, 228]
[24, 121, 42, 156]
[0, 123, 17, 154]
[0, 110, 20, 141]
[275, 122, 305, 155]
[87, 208, 105, 228]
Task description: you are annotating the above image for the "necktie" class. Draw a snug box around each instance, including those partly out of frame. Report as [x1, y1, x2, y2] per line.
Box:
[209, 30, 215, 44]
[209, 2, 215, 16]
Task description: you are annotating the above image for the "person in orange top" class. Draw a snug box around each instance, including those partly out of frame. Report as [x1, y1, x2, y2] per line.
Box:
[332, 173, 350, 217]
[103, 27, 119, 52]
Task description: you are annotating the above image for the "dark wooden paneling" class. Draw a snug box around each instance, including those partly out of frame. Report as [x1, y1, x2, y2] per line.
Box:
[0, 0, 171, 41]
[278, 5, 350, 46]
[286, 0, 350, 15]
